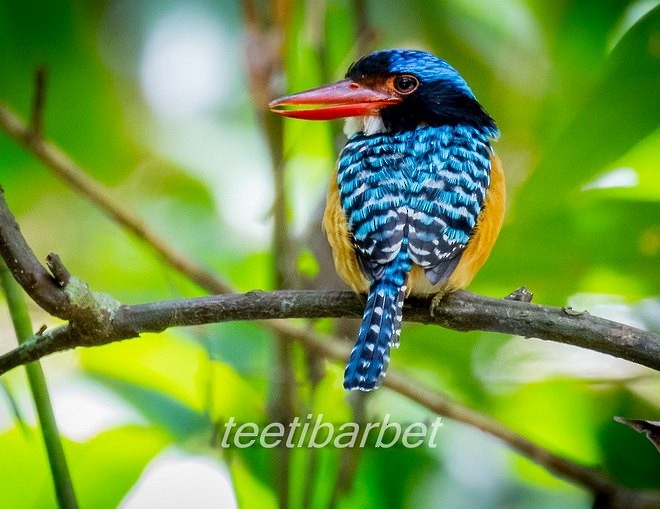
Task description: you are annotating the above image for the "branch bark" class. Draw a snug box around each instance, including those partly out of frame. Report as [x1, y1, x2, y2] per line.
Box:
[1, 286, 658, 375]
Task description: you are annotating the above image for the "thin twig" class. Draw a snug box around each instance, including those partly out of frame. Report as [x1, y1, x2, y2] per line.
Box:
[29, 66, 48, 139]
[504, 286, 534, 302]
[242, 2, 296, 507]
[46, 253, 71, 287]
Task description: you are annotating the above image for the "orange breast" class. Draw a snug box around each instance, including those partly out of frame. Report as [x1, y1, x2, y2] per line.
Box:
[322, 153, 506, 296]
[408, 153, 506, 295]
[322, 174, 370, 293]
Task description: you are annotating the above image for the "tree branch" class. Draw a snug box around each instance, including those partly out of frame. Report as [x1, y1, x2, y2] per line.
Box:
[243, 4, 297, 506]
[1, 286, 658, 375]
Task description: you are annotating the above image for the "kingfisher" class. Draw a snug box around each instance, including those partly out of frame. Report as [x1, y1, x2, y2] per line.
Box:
[270, 49, 505, 391]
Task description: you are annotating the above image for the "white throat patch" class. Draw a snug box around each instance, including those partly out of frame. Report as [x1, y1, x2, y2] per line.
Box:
[343, 115, 387, 137]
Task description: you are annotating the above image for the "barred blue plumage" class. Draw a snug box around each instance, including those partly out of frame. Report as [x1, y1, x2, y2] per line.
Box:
[269, 49, 504, 392]
[339, 125, 494, 390]
[343, 247, 409, 390]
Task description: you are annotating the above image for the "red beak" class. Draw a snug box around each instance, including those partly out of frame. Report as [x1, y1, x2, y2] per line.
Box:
[269, 79, 402, 120]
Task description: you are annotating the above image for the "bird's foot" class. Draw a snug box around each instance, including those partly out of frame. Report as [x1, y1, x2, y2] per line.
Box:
[429, 291, 448, 318]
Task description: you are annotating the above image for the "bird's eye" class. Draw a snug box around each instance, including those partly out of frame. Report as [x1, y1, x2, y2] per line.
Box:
[393, 75, 419, 94]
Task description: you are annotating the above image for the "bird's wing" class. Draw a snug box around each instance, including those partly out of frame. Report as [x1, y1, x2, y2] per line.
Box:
[407, 130, 493, 285]
[337, 128, 493, 285]
[440, 153, 506, 292]
[337, 135, 408, 280]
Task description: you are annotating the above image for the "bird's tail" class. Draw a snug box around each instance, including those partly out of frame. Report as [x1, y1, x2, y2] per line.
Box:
[343, 259, 409, 391]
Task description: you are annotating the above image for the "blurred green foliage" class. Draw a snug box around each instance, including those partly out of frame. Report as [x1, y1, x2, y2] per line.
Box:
[0, 0, 659, 508]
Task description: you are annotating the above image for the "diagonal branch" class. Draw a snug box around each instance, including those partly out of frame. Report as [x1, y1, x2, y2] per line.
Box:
[0, 100, 233, 295]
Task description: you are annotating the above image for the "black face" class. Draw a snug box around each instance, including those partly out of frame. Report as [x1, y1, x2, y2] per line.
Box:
[346, 51, 497, 134]
[381, 82, 497, 133]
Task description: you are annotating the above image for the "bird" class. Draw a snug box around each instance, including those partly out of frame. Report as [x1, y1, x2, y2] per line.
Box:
[269, 49, 505, 391]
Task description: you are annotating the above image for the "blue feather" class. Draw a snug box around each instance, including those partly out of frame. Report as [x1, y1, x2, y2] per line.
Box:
[338, 125, 492, 275]
[344, 248, 410, 391]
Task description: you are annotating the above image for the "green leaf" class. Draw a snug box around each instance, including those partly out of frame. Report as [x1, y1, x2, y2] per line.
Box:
[69, 426, 170, 508]
[0, 425, 169, 509]
[513, 5, 660, 219]
[0, 427, 55, 509]
[80, 332, 210, 412]
[229, 454, 278, 509]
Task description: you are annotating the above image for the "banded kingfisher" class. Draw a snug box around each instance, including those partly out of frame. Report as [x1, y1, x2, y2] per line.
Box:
[270, 49, 505, 391]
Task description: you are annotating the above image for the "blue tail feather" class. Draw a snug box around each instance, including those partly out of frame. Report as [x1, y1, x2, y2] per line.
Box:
[343, 263, 408, 391]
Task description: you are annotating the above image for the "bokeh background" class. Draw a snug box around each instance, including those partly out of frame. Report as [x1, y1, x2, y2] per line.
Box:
[0, 1, 659, 507]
